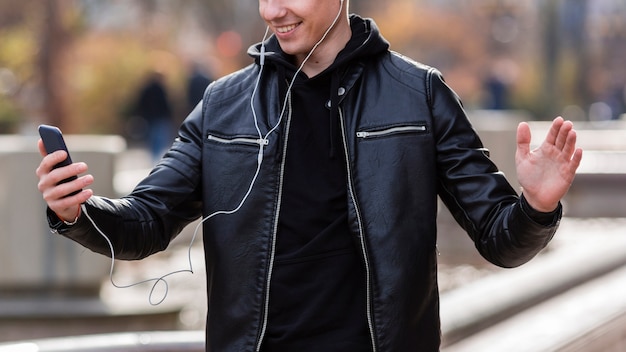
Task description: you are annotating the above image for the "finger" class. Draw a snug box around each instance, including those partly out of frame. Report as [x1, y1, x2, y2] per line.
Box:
[48, 189, 94, 217]
[554, 120, 573, 150]
[36, 150, 64, 181]
[36, 150, 69, 177]
[561, 128, 578, 159]
[37, 161, 89, 197]
[38, 139, 47, 156]
[570, 148, 583, 172]
[544, 116, 564, 146]
[516, 122, 531, 157]
[43, 174, 93, 205]
[50, 161, 88, 186]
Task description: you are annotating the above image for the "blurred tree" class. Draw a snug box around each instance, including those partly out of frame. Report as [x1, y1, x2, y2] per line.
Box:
[1, 0, 623, 135]
[191, 0, 261, 66]
[561, 0, 590, 113]
[39, 0, 69, 129]
[0, 0, 38, 132]
[369, 1, 489, 107]
[47, 1, 188, 135]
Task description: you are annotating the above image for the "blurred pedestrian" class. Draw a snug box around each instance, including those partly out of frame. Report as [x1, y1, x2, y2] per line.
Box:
[187, 63, 213, 113]
[135, 71, 174, 162]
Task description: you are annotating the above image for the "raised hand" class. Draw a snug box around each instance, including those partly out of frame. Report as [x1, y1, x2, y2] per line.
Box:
[515, 116, 583, 212]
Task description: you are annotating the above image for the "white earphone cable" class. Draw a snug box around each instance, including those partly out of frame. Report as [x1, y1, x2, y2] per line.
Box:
[89, 2, 347, 305]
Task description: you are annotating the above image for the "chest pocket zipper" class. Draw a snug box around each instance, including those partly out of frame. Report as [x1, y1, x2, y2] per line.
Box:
[207, 134, 269, 146]
[356, 124, 427, 139]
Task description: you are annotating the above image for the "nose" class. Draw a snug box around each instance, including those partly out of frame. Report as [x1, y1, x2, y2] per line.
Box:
[259, 0, 287, 21]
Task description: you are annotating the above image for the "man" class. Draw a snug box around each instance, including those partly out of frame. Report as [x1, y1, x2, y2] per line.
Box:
[36, 0, 582, 350]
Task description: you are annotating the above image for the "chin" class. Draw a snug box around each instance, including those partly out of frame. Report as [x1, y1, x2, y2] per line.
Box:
[275, 39, 306, 56]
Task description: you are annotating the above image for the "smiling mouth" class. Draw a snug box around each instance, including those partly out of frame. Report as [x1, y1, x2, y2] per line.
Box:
[276, 23, 300, 34]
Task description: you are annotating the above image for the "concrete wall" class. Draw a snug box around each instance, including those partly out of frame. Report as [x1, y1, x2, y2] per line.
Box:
[0, 135, 125, 294]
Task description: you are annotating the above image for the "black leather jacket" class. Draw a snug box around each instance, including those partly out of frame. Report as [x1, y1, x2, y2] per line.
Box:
[55, 17, 560, 352]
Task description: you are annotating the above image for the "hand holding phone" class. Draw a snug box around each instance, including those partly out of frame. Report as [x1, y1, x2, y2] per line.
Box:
[38, 124, 81, 196]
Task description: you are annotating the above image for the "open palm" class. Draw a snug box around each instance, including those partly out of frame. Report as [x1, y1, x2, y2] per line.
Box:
[516, 117, 583, 212]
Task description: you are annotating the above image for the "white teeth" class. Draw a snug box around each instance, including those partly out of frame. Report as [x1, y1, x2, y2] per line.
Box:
[277, 24, 298, 33]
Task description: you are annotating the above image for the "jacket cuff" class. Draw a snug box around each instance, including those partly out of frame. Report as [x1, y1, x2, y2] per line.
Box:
[46, 206, 84, 234]
[519, 194, 562, 227]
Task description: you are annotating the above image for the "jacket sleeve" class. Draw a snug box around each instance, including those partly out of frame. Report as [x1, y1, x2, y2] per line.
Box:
[428, 69, 561, 268]
[49, 103, 205, 260]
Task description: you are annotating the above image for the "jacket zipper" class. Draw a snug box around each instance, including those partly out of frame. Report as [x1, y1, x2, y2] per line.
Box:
[207, 134, 269, 146]
[339, 108, 378, 352]
[356, 125, 427, 139]
[255, 93, 293, 352]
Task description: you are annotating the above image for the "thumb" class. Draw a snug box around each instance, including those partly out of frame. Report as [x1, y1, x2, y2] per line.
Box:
[516, 122, 531, 157]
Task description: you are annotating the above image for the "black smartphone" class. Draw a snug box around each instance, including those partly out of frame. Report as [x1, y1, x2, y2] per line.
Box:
[38, 124, 81, 196]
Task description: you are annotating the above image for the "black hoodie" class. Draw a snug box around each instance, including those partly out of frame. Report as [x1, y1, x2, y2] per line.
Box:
[255, 16, 389, 351]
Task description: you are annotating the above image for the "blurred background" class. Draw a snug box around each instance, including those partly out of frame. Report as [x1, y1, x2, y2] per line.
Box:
[0, 0, 625, 137]
[1, 0, 625, 351]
